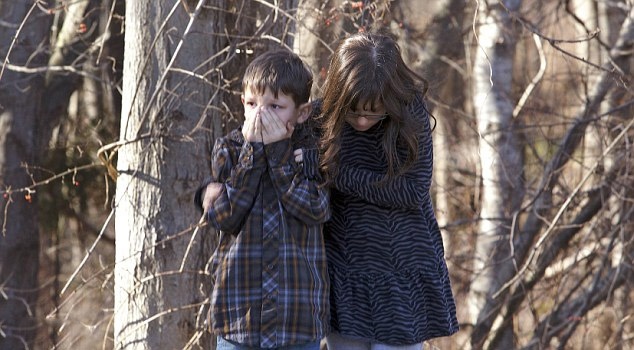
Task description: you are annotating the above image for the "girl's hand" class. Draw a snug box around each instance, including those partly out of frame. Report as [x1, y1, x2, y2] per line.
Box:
[260, 107, 293, 144]
[293, 149, 303, 163]
[202, 183, 223, 212]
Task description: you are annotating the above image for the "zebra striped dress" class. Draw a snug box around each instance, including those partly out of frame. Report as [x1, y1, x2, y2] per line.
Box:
[324, 96, 459, 345]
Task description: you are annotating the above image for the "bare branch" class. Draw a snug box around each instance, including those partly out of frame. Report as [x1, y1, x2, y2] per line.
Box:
[495, 106, 634, 298]
[512, 33, 546, 118]
[484, 160, 624, 348]
[61, 209, 115, 295]
[495, 5, 634, 299]
[528, 264, 630, 348]
[0, 1, 40, 82]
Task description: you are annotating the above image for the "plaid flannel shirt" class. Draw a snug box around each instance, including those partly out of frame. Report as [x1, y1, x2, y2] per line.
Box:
[205, 125, 330, 348]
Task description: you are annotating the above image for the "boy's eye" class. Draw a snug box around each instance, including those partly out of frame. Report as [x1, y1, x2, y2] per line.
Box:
[271, 104, 282, 109]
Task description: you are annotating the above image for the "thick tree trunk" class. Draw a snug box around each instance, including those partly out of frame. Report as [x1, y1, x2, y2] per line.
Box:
[0, 1, 52, 349]
[467, 1, 523, 349]
[113, 1, 222, 348]
[294, 0, 339, 90]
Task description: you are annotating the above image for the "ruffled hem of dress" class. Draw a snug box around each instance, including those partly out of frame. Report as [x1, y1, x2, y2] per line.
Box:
[328, 265, 459, 344]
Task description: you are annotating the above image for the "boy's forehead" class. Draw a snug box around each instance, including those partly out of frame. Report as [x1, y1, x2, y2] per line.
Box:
[244, 85, 290, 98]
[245, 84, 273, 94]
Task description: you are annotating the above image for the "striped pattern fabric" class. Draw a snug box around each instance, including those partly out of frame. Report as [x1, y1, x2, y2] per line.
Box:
[206, 125, 331, 348]
[325, 95, 459, 345]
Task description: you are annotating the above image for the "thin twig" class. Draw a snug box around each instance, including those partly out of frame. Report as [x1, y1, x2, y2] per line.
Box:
[0, 163, 101, 195]
[494, 114, 634, 299]
[96, 0, 118, 65]
[132, 0, 208, 139]
[61, 209, 115, 295]
[120, 0, 182, 137]
[0, 1, 39, 82]
[179, 215, 207, 272]
[513, 33, 546, 118]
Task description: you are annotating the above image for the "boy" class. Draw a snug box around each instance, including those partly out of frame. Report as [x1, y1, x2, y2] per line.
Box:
[195, 50, 330, 350]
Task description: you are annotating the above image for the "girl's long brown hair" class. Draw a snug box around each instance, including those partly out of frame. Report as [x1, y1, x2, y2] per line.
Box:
[320, 31, 429, 184]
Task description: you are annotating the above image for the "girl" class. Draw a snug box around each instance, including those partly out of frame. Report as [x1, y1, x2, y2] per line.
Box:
[319, 32, 459, 350]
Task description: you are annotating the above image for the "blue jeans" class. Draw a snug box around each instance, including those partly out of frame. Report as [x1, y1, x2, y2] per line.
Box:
[216, 337, 321, 350]
[326, 332, 424, 350]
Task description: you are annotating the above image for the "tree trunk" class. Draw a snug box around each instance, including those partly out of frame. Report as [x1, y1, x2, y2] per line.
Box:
[467, 1, 523, 349]
[294, 0, 339, 90]
[571, 0, 604, 190]
[113, 1, 223, 348]
[0, 1, 52, 349]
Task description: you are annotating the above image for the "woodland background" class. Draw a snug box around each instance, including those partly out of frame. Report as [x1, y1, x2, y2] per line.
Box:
[0, 0, 633, 349]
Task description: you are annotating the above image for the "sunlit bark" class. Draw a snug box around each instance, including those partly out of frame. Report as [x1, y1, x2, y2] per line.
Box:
[468, 1, 523, 348]
[113, 1, 222, 348]
[571, 0, 604, 190]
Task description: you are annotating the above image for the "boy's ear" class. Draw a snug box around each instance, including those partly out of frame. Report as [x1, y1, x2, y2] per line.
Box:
[240, 95, 245, 104]
[296, 102, 312, 124]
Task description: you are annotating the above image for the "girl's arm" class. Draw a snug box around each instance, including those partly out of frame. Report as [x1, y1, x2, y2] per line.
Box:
[335, 102, 433, 209]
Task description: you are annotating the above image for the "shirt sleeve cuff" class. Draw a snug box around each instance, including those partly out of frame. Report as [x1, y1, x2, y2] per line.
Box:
[239, 141, 266, 168]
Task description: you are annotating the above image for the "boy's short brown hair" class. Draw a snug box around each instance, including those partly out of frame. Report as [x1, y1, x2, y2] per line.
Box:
[242, 50, 313, 107]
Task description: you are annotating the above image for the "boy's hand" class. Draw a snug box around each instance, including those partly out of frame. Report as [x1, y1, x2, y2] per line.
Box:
[202, 183, 223, 212]
[242, 111, 262, 143]
[261, 107, 293, 144]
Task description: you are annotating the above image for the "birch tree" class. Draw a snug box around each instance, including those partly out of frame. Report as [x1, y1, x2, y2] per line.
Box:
[467, 1, 523, 348]
[571, 0, 604, 190]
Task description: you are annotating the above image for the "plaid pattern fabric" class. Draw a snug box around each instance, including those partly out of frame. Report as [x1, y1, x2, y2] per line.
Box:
[206, 127, 331, 348]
